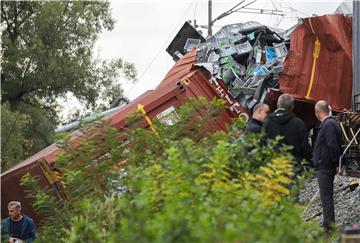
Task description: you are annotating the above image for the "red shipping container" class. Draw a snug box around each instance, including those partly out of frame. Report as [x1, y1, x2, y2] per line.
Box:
[1, 50, 247, 224]
[279, 14, 352, 111]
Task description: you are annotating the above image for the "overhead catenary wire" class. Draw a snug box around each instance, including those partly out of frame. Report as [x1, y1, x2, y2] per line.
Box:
[244, 1, 299, 28]
[212, 0, 247, 23]
[235, 10, 285, 16]
[240, 0, 308, 27]
[282, 1, 312, 17]
[249, 1, 270, 21]
[125, 2, 195, 99]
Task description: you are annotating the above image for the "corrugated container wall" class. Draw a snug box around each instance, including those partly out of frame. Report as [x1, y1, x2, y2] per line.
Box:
[1, 50, 239, 225]
[280, 14, 352, 111]
[353, 1, 360, 110]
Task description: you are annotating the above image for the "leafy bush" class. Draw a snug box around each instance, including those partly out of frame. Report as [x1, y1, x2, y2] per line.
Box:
[1, 102, 56, 170]
[1, 102, 32, 170]
[21, 98, 325, 242]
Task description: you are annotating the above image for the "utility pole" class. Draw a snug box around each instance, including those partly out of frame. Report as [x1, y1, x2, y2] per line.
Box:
[208, 0, 212, 36]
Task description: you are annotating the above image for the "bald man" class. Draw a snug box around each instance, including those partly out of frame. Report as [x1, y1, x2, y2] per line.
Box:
[313, 100, 343, 233]
[245, 103, 270, 133]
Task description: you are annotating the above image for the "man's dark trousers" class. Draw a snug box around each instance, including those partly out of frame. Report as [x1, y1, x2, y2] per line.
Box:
[316, 169, 336, 231]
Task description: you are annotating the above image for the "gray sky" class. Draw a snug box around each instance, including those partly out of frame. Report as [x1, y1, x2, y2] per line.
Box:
[59, 0, 343, 121]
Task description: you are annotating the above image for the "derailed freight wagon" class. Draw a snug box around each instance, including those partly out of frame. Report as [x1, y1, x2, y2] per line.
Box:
[1, 50, 246, 225]
[1, 14, 355, 225]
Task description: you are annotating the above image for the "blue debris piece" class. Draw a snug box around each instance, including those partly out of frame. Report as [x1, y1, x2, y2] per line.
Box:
[265, 47, 277, 64]
[253, 66, 269, 76]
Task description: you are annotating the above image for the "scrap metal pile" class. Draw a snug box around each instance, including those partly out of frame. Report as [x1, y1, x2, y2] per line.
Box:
[190, 21, 289, 111]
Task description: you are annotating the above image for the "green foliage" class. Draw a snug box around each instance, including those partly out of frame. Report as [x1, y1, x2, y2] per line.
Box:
[242, 156, 294, 205]
[1, 102, 32, 170]
[21, 102, 56, 153]
[1, 1, 137, 108]
[20, 119, 125, 242]
[20, 173, 72, 242]
[1, 1, 137, 170]
[1, 102, 56, 170]
[56, 121, 125, 199]
[22, 98, 325, 242]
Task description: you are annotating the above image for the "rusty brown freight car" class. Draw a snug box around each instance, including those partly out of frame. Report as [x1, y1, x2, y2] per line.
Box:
[280, 14, 353, 111]
[1, 50, 245, 225]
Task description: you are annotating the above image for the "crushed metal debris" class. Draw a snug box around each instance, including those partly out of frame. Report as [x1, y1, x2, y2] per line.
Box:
[181, 21, 291, 111]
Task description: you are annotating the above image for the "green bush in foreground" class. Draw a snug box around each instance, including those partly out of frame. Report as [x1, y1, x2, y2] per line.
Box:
[22, 98, 325, 243]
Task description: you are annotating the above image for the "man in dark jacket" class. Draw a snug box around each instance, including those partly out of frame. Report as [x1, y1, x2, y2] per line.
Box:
[2, 201, 36, 243]
[245, 103, 270, 133]
[313, 100, 343, 232]
[263, 94, 312, 173]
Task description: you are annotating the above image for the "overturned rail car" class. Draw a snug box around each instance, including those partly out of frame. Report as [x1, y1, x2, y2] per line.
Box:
[1, 14, 357, 225]
[1, 50, 245, 225]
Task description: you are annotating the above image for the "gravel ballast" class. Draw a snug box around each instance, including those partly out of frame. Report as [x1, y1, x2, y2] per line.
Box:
[299, 175, 360, 225]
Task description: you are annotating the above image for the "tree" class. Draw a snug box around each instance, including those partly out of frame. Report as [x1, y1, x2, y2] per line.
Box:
[1, 1, 137, 168]
[1, 103, 32, 170]
[1, 1, 136, 108]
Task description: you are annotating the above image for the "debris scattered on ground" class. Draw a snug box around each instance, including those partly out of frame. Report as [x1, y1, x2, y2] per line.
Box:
[299, 175, 360, 225]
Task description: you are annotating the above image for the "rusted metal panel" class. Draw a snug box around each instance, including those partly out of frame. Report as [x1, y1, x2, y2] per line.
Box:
[353, 1, 360, 110]
[1, 54, 240, 224]
[107, 68, 238, 133]
[1, 161, 51, 224]
[279, 14, 353, 111]
[157, 49, 197, 89]
[182, 69, 243, 130]
[1, 144, 62, 177]
[158, 49, 248, 118]
[1, 86, 186, 224]
[267, 88, 318, 129]
[105, 85, 186, 131]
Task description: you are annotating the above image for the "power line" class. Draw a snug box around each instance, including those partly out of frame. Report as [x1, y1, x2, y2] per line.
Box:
[125, 2, 194, 98]
[235, 9, 285, 16]
[249, 1, 270, 21]
[282, 2, 312, 17]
